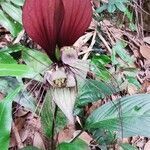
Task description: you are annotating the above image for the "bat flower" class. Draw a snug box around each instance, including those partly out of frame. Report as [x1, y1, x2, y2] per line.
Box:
[22, 0, 92, 62]
[22, 0, 92, 124]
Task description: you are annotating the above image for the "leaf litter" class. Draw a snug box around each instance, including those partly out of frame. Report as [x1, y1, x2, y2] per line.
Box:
[0, 0, 150, 149]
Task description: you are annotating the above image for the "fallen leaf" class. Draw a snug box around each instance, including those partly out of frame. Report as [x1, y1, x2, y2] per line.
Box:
[144, 140, 150, 150]
[79, 132, 92, 144]
[57, 125, 75, 143]
[140, 45, 150, 60]
[33, 132, 45, 150]
[128, 84, 138, 95]
[143, 37, 150, 45]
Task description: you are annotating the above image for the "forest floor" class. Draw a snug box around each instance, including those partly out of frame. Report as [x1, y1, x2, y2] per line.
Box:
[0, 0, 150, 150]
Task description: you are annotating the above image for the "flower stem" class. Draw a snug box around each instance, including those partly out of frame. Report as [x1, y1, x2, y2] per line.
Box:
[51, 104, 58, 149]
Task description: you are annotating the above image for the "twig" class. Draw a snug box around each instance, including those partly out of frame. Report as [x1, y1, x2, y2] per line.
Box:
[139, 0, 144, 38]
[97, 32, 112, 54]
[82, 30, 97, 60]
[123, 32, 141, 48]
[105, 26, 115, 45]
[132, 0, 150, 16]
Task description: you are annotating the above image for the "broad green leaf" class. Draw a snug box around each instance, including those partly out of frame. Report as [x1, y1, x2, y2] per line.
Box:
[56, 138, 90, 150]
[0, 64, 31, 77]
[10, 0, 25, 6]
[1, 2, 22, 24]
[0, 86, 22, 150]
[0, 44, 28, 53]
[0, 52, 17, 64]
[76, 79, 117, 106]
[92, 129, 116, 149]
[20, 146, 40, 150]
[0, 64, 42, 80]
[85, 94, 150, 138]
[1, 44, 51, 73]
[120, 143, 138, 150]
[22, 50, 51, 74]
[41, 91, 53, 138]
[0, 10, 21, 36]
[0, 0, 5, 2]
[41, 91, 66, 138]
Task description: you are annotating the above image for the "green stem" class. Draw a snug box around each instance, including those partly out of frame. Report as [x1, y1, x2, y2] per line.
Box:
[51, 104, 58, 149]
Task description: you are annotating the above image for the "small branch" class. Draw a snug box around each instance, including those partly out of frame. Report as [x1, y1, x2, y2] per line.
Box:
[82, 30, 97, 60]
[97, 32, 112, 54]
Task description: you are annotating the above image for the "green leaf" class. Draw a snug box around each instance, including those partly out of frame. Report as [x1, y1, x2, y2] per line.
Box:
[0, 86, 22, 150]
[112, 40, 133, 65]
[0, 52, 17, 64]
[0, 77, 19, 94]
[96, 4, 108, 13]
[126, 76, 141, 88]
[0, 64, 32, 77]
[1, 2, 22, 24]
[41, 91, 53, 138]
[41, 91, 66, 138]
[76, 79, 117, 106]
[0, 10, 21, 36]
[0, 44, 28, 53]
[92, 129, 116, 147]
[10, 0, 25, 6]
[91, 55, 112, 80]
[108, 4, 116, 13]
[1, 44, 51, 76]
[129, 23, 137, 31]
[120, 143, 138, 150]
[85, 94, 150, 138]
[56, 138, 90, 150]
[111, 46, 118, 65]
[124, 8, 133, 22]
[0, 77, 36, 111]
[15, 90, 36, 112]
[22, 49, 51, 74]
[20, 146, 41, 150]
[92, 55, 111, 66]
[115, 2, 127, 12]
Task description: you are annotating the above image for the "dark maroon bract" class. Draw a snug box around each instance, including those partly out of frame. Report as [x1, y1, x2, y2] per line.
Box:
[22, 0, 92, 61]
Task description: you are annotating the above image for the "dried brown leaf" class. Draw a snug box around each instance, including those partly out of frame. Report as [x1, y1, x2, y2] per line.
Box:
[33, 132, 46, 150]
[144, 140, 150, 150]
[79, 132, 92, 144]
[140, 45, 150, 60]
[143, 37, 150, 45]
